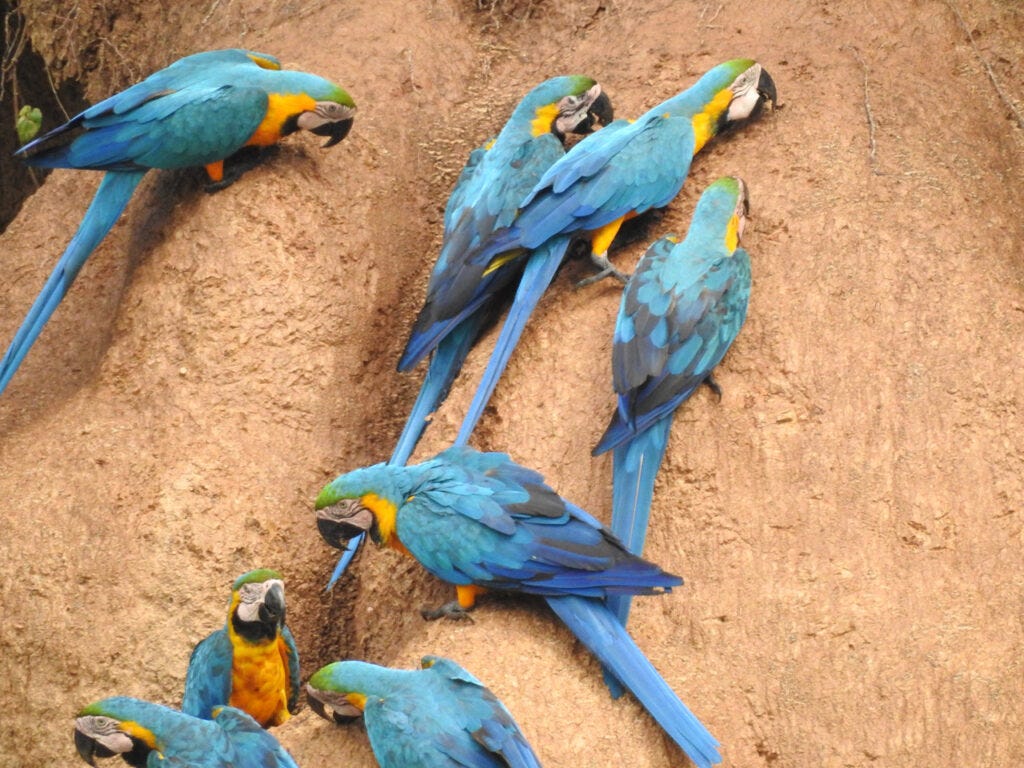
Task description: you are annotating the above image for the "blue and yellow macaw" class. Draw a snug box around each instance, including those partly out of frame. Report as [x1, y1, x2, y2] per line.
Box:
[324, 76, 612, 588]
[594, 177, 752, 627]
[73, 696, 299, 767]
[0, 48, 355, 396]
[307, 655, 542, 767]
[392, 75, 612, 466]
[182, 569, 300, 728]
[398, 59, 774, 448]
[315, 446, 721, 768]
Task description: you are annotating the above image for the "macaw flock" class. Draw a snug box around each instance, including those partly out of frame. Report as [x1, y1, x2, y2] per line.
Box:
[4, 48, 778, 768]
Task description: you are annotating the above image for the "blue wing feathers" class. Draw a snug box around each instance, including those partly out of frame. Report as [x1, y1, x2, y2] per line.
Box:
[182, 629, 233, 720]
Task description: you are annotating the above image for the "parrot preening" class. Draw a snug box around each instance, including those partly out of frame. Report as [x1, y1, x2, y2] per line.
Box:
[0, 48, 355, 396]
[594, 176, 752, 627]
[73, 696, 299, 767]
[324, 76, 613, 589]
[182, 569, 300, 728]
[397, 59, 773, 450]
[307, 655, 542, 768]
[314, 446, 721, 768]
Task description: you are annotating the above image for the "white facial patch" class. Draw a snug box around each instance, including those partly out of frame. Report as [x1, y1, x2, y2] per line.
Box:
[235, 579, 283, 623]
[554, 84, 602, 135]
[726, 64, 764, 122]
[77, 716, 134, 754]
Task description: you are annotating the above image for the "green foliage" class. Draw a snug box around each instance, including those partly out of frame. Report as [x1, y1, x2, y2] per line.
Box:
[16, 105, 42, 144]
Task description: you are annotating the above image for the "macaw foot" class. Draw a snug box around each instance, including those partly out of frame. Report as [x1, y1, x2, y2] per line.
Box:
[205, 146, 278, 192]
[420, 600, 476, 622]
[704, 374, 723, 401]
[576, 254, 631, 288]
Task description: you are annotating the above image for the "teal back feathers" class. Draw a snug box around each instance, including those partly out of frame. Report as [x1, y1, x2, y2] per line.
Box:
[308, 657, 542, 768]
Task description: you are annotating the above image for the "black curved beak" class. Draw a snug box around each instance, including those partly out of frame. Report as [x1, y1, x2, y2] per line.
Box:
[577, 91, 614, 134]
[260, 582, 286, 624]
[317, 514, 359, 549]
[316, 503, 374, 548]
[306, 684, 363, 725]
[74, 729, 101, 767]
[313, 117, 354, 148]
[757, 68, 778, 110]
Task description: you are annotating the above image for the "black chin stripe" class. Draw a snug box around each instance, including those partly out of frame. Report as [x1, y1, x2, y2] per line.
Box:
[281, 113, 301, 137]
[231, 610, 278, 643]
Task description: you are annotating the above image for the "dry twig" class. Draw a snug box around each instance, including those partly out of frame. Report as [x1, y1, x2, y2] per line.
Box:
[944, 0, 1024, 131]
[843, 45, 881, 175]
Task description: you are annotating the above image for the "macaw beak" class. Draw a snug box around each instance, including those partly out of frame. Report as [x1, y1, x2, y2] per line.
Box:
[757, 68, 778, 111]
[260, 581, 286, 624]
[316, 501, 374, 548]
[305, 684, 363, 725]
[587, 91, 615, 130]
[312, 117, 354, 148]
[572, 90, 614, 135]
[74, 728, 100, 766]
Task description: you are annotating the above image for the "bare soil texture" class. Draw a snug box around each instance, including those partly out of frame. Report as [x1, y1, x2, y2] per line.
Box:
[1, 1, 1023, 766]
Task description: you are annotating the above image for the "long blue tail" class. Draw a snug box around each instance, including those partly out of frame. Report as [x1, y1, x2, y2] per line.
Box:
[607, 414, 675, 625]
[454, 237, 570, 446]
[391, 317, 482, 466]
[327, 317, 486, 591]
[0, 170, 146, 395]
[546, 594, 720, 767]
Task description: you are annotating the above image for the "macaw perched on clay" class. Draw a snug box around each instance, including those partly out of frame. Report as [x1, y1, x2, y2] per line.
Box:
[307, 656, 542, 767]
[73, 696, 299, 767]
[0, 48, 355, 396]
[182, 569, 300, 728]
[315, 446, 721, 768]
[398, 59, 773, 449]
[324, 76, 612, 588]
[392, 75, 612, 466]
[595, 176, 752, 627]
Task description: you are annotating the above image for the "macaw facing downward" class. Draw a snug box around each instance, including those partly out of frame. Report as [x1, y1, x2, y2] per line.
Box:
[0, 48, 356, 396]
[397, 59, 773, 450]
[74, 696, 299, 767]
[594, 177, 752, 627]
[182, 569, 300, 728]
[324, 76, 612, 589]
[307, 656, 542, 768]
[315, 446, 721, 768]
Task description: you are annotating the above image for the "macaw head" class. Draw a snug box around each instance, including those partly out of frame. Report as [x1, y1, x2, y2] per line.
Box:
[694, 176, 751, 251]
[276, 73, 357, 147]
[74, 698, 166, 767]
[305, 661, 376, 725]
[712, 59, 777, 134]
[314, 464, 406, 548]
[229, 569, 287, 643]
[295, 92, 356, 147]
[518, 75, 615, 140]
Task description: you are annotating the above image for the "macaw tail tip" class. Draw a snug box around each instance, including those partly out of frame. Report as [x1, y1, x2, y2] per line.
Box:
[325, 533, 364, 590]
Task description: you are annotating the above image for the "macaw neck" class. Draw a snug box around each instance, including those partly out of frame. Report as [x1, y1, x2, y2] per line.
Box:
[495, 108, 556, 145]
[682, 190, 741, 253]
[327, 662, 417, 700]
[657, 90, 731, 155]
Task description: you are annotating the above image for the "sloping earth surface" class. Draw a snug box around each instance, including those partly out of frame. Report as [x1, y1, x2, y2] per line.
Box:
[1, 1, 1022, 766]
